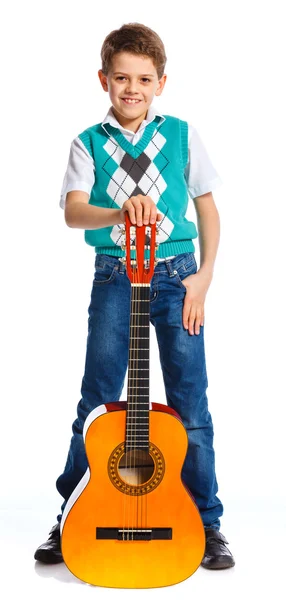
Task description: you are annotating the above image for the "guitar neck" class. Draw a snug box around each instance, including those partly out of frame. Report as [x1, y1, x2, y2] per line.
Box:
[126, 283, 150, 452]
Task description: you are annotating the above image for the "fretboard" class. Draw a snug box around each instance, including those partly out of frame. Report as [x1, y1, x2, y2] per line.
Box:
[126, 283, 150, 451]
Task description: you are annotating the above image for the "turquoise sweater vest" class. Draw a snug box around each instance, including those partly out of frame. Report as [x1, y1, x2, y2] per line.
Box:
[78, 114, 198, 258]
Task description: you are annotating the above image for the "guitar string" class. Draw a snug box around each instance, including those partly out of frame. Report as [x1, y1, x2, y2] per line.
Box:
[143, 268, 148, 535]
[131, 240, 137, 540]
[123, 231, 132, 541]
[134, 240, 141, 540]
[135, 263, 138, 540]
[136, 263, 139, 539]
[131, 265, 136, 542]
[129, 246, 135, 540]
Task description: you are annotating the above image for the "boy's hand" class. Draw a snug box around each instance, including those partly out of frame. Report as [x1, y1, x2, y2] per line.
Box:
[181, 270, 213, 335]
[119, 195, 163, 226]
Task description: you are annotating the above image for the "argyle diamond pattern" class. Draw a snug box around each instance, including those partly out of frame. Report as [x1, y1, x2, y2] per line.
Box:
[102, 131, 175, 247]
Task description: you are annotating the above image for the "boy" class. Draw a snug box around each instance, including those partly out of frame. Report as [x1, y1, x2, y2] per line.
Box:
[34, 22, 235, 570]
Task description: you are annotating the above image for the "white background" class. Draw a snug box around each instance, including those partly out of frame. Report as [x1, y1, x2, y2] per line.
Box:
[1, 0, 285, 597]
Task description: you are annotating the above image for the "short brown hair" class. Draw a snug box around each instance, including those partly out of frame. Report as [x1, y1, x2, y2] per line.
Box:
[100, 22, 167, 80]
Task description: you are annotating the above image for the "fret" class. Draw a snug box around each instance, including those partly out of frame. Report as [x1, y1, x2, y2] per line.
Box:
[129, 358, 149, 361]
[130, 313, 149, 316]
[130, 325, 149, 327]
[128, 377, 149, 380]
[128, 390, 150, 393]
[125, 445, 149, 448]
[128, 368, 149, 370]
[126, 435, 149, 437]
[126, 409, 150, 412]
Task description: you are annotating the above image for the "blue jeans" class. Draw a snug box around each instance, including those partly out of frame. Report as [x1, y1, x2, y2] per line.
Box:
[55, 251, 223, 529]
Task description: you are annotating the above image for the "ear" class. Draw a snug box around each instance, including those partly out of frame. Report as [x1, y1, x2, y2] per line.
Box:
[155, 74, 167, 97]
[98, 70, 108, 92]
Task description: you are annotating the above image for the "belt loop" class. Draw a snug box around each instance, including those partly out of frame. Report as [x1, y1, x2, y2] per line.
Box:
[118, 258, 126, 273]
[165, 259, 173, 275]
[165, 258, 178, 277]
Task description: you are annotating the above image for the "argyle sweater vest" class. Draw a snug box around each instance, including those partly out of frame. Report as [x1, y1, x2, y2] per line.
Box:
[78, 114, 198, 258]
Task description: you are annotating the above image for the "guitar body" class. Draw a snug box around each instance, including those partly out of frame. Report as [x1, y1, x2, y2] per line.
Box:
[61, 401, 205, 588]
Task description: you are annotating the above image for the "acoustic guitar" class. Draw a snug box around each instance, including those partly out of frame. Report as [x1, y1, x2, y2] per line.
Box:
[60, 212, 206, 587]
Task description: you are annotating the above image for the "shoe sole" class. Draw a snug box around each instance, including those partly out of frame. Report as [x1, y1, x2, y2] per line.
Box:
[34, 549, 64, 564]
[201, 557, 235, 569]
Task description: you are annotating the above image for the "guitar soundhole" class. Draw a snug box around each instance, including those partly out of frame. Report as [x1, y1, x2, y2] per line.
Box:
[118, 450, 155, 485]
[108, 442, 164, 495]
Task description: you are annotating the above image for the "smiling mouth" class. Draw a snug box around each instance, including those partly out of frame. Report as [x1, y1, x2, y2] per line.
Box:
[121, 98, 142, 105]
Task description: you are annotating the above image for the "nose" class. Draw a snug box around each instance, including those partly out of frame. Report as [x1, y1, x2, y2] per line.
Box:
[125, 79, 139, 94]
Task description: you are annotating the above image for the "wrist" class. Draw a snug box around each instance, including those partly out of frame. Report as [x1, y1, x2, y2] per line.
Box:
[117, 209, 125, 224]
[198, 264, 214, 278]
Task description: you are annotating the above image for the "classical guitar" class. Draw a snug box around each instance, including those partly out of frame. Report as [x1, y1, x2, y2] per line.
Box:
[60, 212, 206, 588]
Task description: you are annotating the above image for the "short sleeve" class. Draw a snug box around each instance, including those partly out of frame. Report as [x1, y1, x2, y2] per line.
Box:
[184, 125, 223, 199]
[59, 137, 95, 209]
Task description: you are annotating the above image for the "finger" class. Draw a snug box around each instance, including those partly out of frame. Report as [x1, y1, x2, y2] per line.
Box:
[188, 306, 197, 335]
[194, 312, 202, 335]
[126, 201, 136, 225]
[143, 207, 151, 224]
[143, 198, 156, 224]
[135, 202, 143, 226]
[132, 196, 142, 225]
[182, 298, 192, 329]
[150, 208, 159, 224]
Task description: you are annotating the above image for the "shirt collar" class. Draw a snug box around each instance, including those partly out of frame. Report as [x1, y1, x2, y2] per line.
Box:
[101, 104, 165, 137]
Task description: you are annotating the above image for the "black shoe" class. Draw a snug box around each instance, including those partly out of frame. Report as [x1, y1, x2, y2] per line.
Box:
[34, 523, 63, 564]
[201, 528, 235, 569]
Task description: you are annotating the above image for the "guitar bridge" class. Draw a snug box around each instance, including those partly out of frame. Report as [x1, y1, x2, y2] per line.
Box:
[96, 527, 172, 541]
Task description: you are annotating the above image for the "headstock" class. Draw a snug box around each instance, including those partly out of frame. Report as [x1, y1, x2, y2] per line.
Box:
[119, 212, 161, 284]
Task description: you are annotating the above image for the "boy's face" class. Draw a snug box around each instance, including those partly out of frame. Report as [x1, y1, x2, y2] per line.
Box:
[98, 52, 167, 132]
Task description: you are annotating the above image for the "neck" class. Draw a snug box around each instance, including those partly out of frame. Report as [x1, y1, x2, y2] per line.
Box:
[111, 106, 148, 133]
[125, 283, 151, 452]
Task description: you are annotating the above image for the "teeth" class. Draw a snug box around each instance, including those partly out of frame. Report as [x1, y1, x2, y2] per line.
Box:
[123, 99, 140, 104]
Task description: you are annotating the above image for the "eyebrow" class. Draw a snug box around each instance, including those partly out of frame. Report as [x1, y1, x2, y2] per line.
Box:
[113, 72, 155, 77]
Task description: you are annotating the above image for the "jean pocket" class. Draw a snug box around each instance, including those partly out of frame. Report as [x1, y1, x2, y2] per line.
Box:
[92, 262, 118, 285]
[174, 256, 198, 289]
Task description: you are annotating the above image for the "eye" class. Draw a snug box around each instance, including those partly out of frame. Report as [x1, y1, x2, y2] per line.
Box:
[115, 76, 150, 82]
